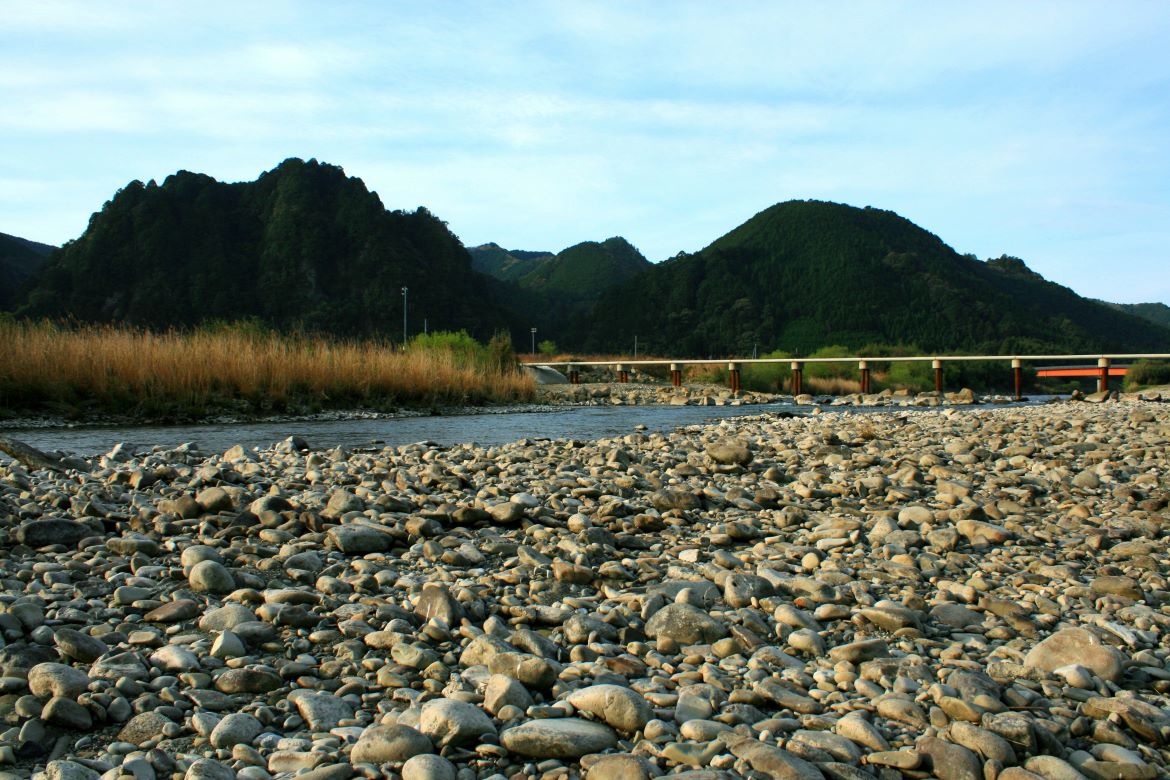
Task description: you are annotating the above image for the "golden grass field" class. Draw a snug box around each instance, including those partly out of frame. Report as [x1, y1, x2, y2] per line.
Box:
[0, 320, 536, 419]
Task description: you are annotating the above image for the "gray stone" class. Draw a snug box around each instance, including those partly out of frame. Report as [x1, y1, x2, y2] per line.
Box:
[53, 628, 108, 663]
[401, 754, 457, 780]
[327, 524, 393, 553]
[44, 761, 101, 780]
[1023, 628, 1125, 682]
[288, 690, 354, 731]
[188, 560, 236, 593]
[566, 684, 653, 733]
[185, 759, 236, 780]
[28, 662, 90, 699]
[119, 711, 176, 746]
[418, 698, 495, 748]
[501, 717, 618, 759]
[16, 518, 92, 548]
[350, 723, 433, 764]
[210, 712, 263, 749]
[645, 603, 727, 645]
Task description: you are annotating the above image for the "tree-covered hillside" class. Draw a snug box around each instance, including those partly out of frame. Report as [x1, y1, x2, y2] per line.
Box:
[472, 236, 652, 345]
[468, 243, 554, 281]
[15, 159, 509, 340]
[568, 201, 1170, 355]
[0, 232, 54, 308]
[1101, 301, 1170, 330]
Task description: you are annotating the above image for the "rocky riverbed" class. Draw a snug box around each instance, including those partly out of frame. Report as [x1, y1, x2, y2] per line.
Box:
[0, 400, 1168, 780]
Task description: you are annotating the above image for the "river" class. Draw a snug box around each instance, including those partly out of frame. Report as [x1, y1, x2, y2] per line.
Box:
[3, 396, 1053, 458]
[4, 403, 797, 456]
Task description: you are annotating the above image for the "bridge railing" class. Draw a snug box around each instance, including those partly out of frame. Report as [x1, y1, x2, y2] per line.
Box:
[530, 354, 1170, 399]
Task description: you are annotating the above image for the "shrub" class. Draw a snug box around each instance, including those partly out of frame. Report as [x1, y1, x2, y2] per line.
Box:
[1124, 360, 1170, 390]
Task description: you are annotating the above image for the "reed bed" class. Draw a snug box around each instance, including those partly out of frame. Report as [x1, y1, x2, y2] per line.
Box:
[0, 320, 535, 419]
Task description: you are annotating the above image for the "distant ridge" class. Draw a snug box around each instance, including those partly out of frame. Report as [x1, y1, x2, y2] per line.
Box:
[0, 231, 55, 308]
[567, 200, 1170, 355]
[471, 236, 651, 343]
[1100, 301, 1170, 330]
[13, 158, 509, 339]
[5, 167, 1167, 356]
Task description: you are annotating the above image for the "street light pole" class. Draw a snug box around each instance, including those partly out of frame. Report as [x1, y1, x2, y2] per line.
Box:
[401, 287, 408, 346]
[530, 327, 537, 356]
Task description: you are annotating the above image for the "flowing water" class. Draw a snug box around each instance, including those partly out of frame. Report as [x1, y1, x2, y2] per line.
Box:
[4, 403, 792, 456]
[4, 397, 1053, 458]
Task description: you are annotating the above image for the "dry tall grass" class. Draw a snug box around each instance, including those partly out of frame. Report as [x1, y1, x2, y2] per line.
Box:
[0, 320, 535, 418]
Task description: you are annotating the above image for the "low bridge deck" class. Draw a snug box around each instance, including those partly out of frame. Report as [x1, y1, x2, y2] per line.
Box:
[531, 353, 1169, 399]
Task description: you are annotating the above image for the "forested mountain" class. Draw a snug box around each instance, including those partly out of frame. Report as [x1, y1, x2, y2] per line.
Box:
[1101, 301, 1170, 330]
[471, 236, 652, 346]
[567, 200, 1170, 355]
[7, 174, 1167, 358]
[468, 243, 554, 281]
[0, 232, 54, 308]
[14, 159, 509, 340]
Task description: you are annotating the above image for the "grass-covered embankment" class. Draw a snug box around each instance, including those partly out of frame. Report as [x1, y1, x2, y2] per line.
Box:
[0, 320, 535, 421]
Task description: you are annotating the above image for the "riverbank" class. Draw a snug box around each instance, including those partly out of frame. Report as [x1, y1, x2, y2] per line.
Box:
[0, 321, 536, 425]
[0, 400, 1168, 780]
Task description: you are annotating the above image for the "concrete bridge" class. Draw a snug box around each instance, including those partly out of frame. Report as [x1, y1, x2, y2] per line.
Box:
[532, 353, 1170, 400]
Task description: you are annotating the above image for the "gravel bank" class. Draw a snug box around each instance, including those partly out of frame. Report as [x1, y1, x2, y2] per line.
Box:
[0, 399, 1167, 780]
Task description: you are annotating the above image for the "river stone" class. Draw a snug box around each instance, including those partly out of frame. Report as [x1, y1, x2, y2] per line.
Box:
[144, 599, 201, 623]
[418, 698, 495, 747]
[199, 604, 258, 631]
[53, 628, 108, 663]
[196, 486, 234, 513]
[645, 603, 727, 645]
[210, 712, 263, 749]
[917, 736, 983, 780]
[215, 668, 282, 694]
[1023, 628, 1125, 682]
[119, 711, 176, 745]
[289, 690, 354, 731]
[44, 761, 101, 780]
[566, 684, 653, 733]
[401, 754, 457, 780]
[727, 738, 825, 780]
[828, 638, 890, 663]
[184, 759, 235, 780]
[188, 560, 236, 593]
[584, 754, 656, 780]
[28, 662, 90, 699]
[350, 724, 433, 764]
[501, 718, 618, 758]
[484, 674, 534, 715]
[42, 696, 92, 730]
[151, 644, 202, 672]
[323, 490, 364, 518]
[649, 489, 702, 511]
[706, 439, 751, 465]
[16, 518, 91, 548]
[327, 524, 393, 554]
[90, 651, 150, 681]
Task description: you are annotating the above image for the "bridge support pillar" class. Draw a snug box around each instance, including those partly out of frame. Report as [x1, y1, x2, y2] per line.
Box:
[1098, 357, 1110, 393]
[728, 363, 741, 395]
[859, 360, 871, 394]
[670, 363, 681, 387]
[791, 361, 803, 396]
[1012, 358, 1022, 401]
[567, 365, 579, 385]
[932, 359, 943, 394]
[615, 364, 629, 383]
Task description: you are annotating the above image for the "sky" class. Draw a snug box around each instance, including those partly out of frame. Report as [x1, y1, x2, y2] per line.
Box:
[2, 1, 1169, 304]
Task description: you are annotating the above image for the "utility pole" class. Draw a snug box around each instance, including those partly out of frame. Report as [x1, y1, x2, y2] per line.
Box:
[401, 287, 408, 346]
[634, 335, 638, 359]
[530, 327, 537, 356]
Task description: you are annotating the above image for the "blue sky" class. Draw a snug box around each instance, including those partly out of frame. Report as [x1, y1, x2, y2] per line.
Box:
[3, 1, 1169, 303]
